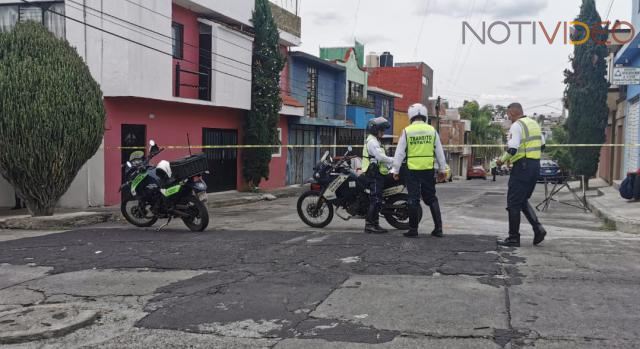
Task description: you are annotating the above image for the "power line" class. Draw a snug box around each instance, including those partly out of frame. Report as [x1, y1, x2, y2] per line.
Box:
[605, 0, 616, 21]
[20, 0, 253, 83]
[21, 1, 389, 115]
[446, 0, 477, 84]
[451, 0, 489, 87]
[352, 0, 362, 41]
[413, 0, 431, 59]
[65, 0, 254, 71]
[121, 0, 254, 53]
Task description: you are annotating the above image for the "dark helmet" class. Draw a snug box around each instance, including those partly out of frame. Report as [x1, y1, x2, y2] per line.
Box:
[367, 117, 391, 135]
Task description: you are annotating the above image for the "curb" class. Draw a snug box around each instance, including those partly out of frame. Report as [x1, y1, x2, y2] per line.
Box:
[206, 185, 306, 209]
[588, 191, 640, 234]
[0, 212, 115, 231]
[0, 186, 307, 231]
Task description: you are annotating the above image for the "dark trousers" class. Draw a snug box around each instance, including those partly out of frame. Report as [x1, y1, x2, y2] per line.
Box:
[507, 159, 540, 211]
[406, 170, 438, 229]
[506, 159, 541, 238]
[366, 174, 385, 224]
[14, 194, 25, 209]
[491, 168, 497, 181]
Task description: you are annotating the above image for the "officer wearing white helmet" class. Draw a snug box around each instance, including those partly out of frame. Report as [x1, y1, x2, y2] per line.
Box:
[391, 103, 447, 238]
[362, 117, 395, 234]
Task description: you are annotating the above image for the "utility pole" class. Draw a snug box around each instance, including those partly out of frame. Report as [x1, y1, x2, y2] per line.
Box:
[435, 96, 442, 132]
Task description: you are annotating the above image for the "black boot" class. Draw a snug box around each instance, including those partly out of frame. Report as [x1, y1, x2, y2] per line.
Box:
[523, 203, 547, 246]
[429, 200, 444, 238]
[498, 209, 521, 247]
[365, 221, 388, 234]
[404, 203, 421, 238]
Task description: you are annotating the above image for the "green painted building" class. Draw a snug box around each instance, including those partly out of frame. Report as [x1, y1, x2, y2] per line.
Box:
[320, 41, 368, 105]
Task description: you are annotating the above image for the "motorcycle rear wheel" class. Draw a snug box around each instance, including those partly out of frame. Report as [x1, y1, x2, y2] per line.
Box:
[297, 191, 334, 228]
[121, 199, 158, 227]
[384, 194, 411, 230]
[181, 195, 209, 232]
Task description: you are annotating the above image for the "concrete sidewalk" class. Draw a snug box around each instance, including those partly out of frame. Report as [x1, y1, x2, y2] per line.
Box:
[588, 185, 640, 234]
[0, 185, 306, 231]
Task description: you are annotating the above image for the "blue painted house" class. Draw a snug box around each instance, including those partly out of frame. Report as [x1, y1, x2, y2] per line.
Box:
[614, 3, 640, 175]
[287, 51, 347, 184]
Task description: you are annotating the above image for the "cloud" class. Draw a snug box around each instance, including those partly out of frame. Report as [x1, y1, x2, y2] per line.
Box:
[309, 11, 346, 26]
[479, 93, 519, 104]
[417, 0, 548, 19]
[502, 75, 541, 89]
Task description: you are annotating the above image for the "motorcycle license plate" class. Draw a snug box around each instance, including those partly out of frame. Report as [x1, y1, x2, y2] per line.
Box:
[198, 192, 208, 202]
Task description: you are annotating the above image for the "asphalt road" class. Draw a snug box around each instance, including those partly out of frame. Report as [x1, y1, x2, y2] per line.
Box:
[1, 176, 639, 348]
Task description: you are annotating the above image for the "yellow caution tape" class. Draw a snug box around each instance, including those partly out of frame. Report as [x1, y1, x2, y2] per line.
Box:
[110, 144, 640, 150]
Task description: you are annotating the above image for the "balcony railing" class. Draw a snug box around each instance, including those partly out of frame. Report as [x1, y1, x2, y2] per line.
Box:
[175, 62, 211, 101]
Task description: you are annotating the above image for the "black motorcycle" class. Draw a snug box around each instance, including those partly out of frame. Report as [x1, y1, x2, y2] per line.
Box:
[297, 148, 410, 229]
[120, 140, 210, 232]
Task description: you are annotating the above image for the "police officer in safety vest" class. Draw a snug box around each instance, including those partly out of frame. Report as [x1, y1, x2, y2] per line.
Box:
[362, 117, 395, 234]
[391, 103, 447, 238]
[497, 103, 548, 247]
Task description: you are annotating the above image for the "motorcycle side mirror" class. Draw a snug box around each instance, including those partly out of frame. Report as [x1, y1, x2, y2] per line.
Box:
[149, 140, 156, 147]
[126, 161, 133, 168]
[348, 146, 353, 152]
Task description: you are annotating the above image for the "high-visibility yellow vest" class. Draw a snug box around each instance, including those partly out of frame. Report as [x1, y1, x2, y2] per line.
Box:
[405, 121, 436, 170]
[511, 117, 543, 163]
[362, 135, 389, 175]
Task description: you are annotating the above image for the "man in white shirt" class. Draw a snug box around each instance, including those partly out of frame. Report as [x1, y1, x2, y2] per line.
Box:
[391, 104, 447, 238]
[496, 103, 547, 247]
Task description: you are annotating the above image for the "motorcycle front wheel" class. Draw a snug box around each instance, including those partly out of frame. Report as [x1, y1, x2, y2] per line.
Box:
[181, 195, 209, 232]
[384, 194, 411, 230]
[297, 191, 334, 228]
[121, 199, 158, 227]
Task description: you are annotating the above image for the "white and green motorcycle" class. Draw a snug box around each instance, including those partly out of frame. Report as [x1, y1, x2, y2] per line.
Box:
[120, 140, 210, 232]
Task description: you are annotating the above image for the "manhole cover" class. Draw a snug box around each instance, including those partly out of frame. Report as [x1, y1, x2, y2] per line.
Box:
[0, 304, 98, 344]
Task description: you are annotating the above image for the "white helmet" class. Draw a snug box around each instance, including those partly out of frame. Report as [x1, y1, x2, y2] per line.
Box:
[408, 103, 428, 122]
[156, 160, 172, 179]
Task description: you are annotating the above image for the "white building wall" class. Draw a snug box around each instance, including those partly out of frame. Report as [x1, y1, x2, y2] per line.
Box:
[205, 19, 253, 110]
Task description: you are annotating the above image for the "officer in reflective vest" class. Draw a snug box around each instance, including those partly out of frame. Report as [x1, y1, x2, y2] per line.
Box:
[497, 103, 548, 247]
[362, 117, 394, 234]
[391, 103, 447, 238]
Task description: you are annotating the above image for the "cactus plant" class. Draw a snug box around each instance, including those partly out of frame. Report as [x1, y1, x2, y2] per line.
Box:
[0, 22, 105, 216]
[243, 0, 285, 189]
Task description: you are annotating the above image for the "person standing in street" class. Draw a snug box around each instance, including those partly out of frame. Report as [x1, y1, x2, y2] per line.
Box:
[497, 103, 547, 247]
[392, 103, 447, 238]
[362, 117, 395, 234]
[12, 192, 25, 210]
[490, 158, 498, 182]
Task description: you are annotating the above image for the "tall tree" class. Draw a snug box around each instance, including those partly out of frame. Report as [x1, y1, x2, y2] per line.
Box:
[563, 0, 609, 187]
[243, 0, 285, 189]
[0, 22, 105, 216]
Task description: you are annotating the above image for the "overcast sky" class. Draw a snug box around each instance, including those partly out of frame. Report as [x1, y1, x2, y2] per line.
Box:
[296, 0, 631, 114]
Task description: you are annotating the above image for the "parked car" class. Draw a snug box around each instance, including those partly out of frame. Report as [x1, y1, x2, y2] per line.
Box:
[467, 166, 487, 180]
[436, 164, 453, 184]
[538, 160, 563, 183]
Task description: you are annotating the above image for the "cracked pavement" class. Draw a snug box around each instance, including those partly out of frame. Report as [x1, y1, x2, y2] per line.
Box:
[0, 178, 639, 348]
